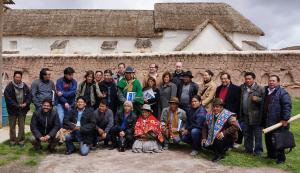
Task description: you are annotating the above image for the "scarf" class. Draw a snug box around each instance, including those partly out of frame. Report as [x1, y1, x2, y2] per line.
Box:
[135, 114, 164, 142]
[205, 109, 234, 146]
[12, 80, 24, 89]
[167, 110, 179, 138]
[79, 81, 96, 106]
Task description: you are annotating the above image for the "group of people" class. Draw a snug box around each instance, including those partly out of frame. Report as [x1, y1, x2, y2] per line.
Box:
[4, 62, 292, 164]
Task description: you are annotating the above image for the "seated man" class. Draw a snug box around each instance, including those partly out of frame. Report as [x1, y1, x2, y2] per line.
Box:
[110, 101, 137, 152]
[30, 99, 60, 153]
[182, 95, 207, 156]
[93, 100, 114, 148]
[132, 104, 164, 153]
[63, 96, 95, 156]
[160, 97, 186, 150]
[202, 98, 239, 162]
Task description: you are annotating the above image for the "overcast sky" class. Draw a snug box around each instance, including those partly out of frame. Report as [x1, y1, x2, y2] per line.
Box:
[8, 0, 300, 49]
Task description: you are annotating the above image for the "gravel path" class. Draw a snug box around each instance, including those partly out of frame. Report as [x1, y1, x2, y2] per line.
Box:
[37, 148, 289, 173]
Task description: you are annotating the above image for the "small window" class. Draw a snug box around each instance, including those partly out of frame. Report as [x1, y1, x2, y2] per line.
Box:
[9, 41, 17, 50]
[101, 41, 118, 50]
[135, 38, 152, 53]
[135, 38, 152, 49]
[50, 40, 69, 50]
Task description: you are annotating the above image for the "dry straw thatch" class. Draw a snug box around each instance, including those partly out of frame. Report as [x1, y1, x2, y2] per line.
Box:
[4, 0, 14, 4]
[280, 46, 300, 50]
[3, 3, 264, 38]
[154, 3, 264, 36]
[174, 19, 242, 51]
[3, 9, 158, 37]
[242, 41, 267, 50]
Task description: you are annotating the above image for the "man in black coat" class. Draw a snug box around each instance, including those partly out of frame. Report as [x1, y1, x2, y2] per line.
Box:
[63, 96, 96, 156]
[99, 69, 118, 114]
[215, 72, 242, 144]
[262, 75, 292, 164]
[30, 99, 60, 152]
[177, 71, 199, 112]
[110, 101, 137, 151]
[4, 71, 31, 147]
[93, 100, 114, 147]
[172, 62, 184, 88]
[215, 72, 241, 114]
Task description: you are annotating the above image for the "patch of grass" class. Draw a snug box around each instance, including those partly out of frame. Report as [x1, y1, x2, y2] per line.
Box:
[0, 133, 44, 167]
[24, 159, 38, 166]
[204, 98, 300, 173]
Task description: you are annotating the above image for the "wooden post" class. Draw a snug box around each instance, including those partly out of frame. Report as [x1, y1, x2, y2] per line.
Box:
[0, 0, 3, 129]
[263, 114, 300, 134]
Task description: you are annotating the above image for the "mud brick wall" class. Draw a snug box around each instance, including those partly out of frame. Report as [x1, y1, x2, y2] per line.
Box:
[2, 51, 300, 97]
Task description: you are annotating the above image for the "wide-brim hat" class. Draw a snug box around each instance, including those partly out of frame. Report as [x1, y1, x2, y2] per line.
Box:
[141, 104, 153, 112]
[168, 96, 180, 105]
[181, 71, 194, 78]
[125, 66, 135, 73]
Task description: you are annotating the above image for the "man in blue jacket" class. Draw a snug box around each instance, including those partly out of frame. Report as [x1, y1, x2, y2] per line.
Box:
[262, 75, 292, 164]
[56, 67, 77, 125]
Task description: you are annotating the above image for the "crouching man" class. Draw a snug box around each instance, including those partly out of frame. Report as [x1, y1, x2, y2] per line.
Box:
[30, 99, 60, 153]
[63, 96, 95, 156]
[202, 98, 239, 162]
[93, 100, 114, 148]
[160, 97, 186, 150]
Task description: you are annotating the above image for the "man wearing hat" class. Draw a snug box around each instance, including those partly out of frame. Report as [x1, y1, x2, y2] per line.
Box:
[160, 97, 187, 150]
[201, 98, 239, 162]
[117, 66, 144, 115]
[177, 71, 199, 112]
[132, 104, 164, 153]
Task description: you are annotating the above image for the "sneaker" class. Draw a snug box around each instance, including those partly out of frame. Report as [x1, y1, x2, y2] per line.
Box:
[190, 150, 198, 156]
[10, 143, 17, 147]
[108, 145, 117, 150]
[254, 151, 262, 157]
[19, 143, 25, 149]
[233, 143, 240, 149]
[212, 155, 225, 162]
[276, 159, 285, 164]
[65, 150, 73, 155]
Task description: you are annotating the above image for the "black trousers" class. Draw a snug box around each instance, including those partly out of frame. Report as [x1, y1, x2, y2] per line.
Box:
[30, 136, 58, 150]
[110, 126, 134, 148]
[212, 136, 234, 156]
[265, 132, 285, 161]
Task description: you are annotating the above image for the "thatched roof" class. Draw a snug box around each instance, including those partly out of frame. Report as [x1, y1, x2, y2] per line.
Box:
[3, 9, 159, 37]
[242, 41, 267, 50]
[154, 3, 264, 36]
[280, 46, 300, 50]
[175, 20, 242, 51]
[4, 0, 14, 4]
[3, 3, 264, 37]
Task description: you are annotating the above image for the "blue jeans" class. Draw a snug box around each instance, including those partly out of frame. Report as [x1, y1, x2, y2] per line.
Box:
[182, 128, 201, 150]
[243, 124, 263, 154]
[56, 104, 70, 126]
[65, 131, 90, 156]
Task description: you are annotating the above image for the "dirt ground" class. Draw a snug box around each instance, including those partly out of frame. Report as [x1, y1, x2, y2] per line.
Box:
[36, 148, 290, 173]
